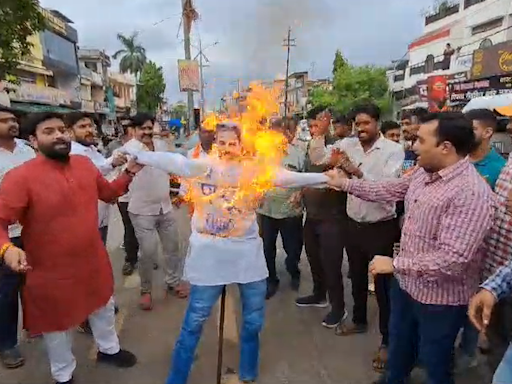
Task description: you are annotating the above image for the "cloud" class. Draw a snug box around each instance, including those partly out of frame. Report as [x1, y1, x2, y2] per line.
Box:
[40, 0, 432, 109]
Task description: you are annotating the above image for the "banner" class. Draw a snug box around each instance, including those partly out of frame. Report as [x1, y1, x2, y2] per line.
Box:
[471, 41, 512, 79]
[449, 75, 512, 103]
[427, 75, 449, 112]
[178, 60, 200, 92]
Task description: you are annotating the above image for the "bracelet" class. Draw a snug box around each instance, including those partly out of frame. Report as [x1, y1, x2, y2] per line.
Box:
[0, 242, 13, 259]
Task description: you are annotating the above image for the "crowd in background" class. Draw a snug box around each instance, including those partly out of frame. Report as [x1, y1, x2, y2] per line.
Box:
[2, 102, 512, 384]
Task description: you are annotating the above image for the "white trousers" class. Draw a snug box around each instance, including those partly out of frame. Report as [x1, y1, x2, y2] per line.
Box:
[42, 297, 120, 382]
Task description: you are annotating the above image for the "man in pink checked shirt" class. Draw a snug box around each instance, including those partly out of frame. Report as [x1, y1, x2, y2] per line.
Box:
[326, 112, 495, 384]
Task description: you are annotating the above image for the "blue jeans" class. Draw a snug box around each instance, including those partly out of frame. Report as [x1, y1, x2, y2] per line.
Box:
[385, 280, 467, 384]
[0, 237, 23, 352]
[494, 342, 512, 384]
[460, 316, 479, 358]
[166, 280, 266, 384]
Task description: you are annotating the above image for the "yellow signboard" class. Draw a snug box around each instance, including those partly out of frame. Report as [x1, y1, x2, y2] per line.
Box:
[40, 8, 67, 36]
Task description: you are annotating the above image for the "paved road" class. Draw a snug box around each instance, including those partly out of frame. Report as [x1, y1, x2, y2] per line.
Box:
[0, 207, 490, 384]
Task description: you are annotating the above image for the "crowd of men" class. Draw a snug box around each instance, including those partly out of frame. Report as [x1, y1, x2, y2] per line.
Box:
[1, 102, 512, 384]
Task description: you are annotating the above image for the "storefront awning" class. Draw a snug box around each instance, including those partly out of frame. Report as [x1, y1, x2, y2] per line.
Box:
[10, 102, 77, 114]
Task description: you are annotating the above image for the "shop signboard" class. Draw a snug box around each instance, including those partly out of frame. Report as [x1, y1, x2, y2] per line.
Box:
[8, 83, 71, 106]
[449, 75, 512, 103]
[471, 40, 512, 79]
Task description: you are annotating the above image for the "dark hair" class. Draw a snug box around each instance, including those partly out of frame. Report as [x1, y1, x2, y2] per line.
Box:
[216, 121, 242, 141]
[64, 112, 94, 128]
[131, 112, 155, 128]
[351, 103, 381, 122]
[0, 106, 15, 115]
[465, 108, 497, 130]
[423, 112, 475, 157]
[332, 113, 349, 126]
[21, 112, 65, 138]
[269, 117, 283, 130]
[411, 107, 430, 123]
[381, 121, 401, 135]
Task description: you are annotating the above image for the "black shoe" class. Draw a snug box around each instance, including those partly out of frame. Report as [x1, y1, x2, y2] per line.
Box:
[153, 263, 159, 270]
[290, 276, 300, 291]
[321, 310, 348, 329]
[56, 378, 74, 384]
[266, 280, 279, 300]
[97, 349, 137, 368]
[122, 262, 136, 276]
[0, 347, 25, 369]
[295, 295, 329, 308]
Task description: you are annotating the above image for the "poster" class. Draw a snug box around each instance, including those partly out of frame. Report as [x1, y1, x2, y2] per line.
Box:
[178, 59, 200, 92]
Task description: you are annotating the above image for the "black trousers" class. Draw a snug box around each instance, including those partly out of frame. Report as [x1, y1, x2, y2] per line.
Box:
[304, 217, 346, 317]
[486, 297, 512, 375]
[258, 214, 303, 282]
[0, 237, 23, 352]
[117, 202, 139, 266]
[345, 217, 398, 346]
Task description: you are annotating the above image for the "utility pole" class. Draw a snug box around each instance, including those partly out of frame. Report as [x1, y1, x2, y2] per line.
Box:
[181, 0, 195, 134]
[199, 38, 205, 118]
[282, 26, 296, 119]
[194, 39, 219, 119]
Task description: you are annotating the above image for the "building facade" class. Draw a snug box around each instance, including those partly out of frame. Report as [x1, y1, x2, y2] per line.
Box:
[78, 49, 112, 115]
[387, 0, 512, 112]
[1, 7, 81, 113]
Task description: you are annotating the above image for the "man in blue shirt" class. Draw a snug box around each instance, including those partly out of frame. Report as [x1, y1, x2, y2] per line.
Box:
[457, 109, 507, 371]
[467, 109, 507, 190]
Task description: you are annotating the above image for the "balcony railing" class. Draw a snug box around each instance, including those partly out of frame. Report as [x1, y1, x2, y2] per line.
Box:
[425, 3, 459, 25]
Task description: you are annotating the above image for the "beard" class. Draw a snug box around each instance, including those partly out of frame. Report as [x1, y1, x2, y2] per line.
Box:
[39, 141, 71, 162]
[76, 135, 96, 147]
[469, 137, 482, 153]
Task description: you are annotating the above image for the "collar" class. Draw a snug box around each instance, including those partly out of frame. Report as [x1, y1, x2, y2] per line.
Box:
[427, 158, 469, 184]
[472, 148, 496, 166]
[0, 138, 28, 154]
[72, 141, 99, 153]
[356, 134, 386, 153]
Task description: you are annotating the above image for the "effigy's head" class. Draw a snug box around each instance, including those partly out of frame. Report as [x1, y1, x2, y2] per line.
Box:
[215, 121, 243, 160]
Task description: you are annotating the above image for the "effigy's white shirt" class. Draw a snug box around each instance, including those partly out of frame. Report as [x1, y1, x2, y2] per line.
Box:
[123, 149, 328, 286]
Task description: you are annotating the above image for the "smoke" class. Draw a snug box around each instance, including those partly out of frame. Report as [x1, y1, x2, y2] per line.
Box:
[213, 0, 335, 81]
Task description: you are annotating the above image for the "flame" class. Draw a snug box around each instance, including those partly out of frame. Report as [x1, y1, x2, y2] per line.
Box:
[184, 82, 288, 213]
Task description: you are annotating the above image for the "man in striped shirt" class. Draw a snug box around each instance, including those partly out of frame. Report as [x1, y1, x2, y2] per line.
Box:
[326, 112, 495, 384]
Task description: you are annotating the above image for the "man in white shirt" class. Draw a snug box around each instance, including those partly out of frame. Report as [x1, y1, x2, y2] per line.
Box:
[0, 107, 36, 369]
[309, 104, 404, 372]
[67, 113, 127, 244]
[125, 113, 185, 311]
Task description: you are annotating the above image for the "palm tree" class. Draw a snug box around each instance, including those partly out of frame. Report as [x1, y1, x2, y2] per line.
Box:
[112, 32, 147, 80]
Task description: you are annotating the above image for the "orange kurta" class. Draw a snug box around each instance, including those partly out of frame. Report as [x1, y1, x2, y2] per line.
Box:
[0, 155, 131, 334]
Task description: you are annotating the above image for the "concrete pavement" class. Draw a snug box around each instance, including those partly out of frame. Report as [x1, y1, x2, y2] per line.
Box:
[0, 206, 490, 384]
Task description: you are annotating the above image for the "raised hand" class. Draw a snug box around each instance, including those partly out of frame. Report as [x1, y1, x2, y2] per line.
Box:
[126, 159, 144, 175]
[325, 168, 349, 189]
[112, 153, 128, 167]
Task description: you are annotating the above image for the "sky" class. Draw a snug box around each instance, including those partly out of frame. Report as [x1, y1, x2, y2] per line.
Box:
[40, 0, 434, 109]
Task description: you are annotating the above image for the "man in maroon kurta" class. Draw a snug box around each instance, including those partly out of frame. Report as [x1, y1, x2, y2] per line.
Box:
[0, 113, 141, 384]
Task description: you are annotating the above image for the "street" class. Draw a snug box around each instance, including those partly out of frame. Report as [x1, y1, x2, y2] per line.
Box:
[0, 206, 490, 384]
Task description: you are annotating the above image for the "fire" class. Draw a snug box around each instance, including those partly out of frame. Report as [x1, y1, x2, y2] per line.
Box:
[184, 82, 288, 213]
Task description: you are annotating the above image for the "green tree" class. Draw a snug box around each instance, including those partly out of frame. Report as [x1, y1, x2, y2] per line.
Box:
[310, 53, 391, 116]
[332, 49, 348, 76]
[137, 61, 166, 114]
[170, 102, 187, 120]
[0, 0, 45, 79]
[112, 32, 147, 79]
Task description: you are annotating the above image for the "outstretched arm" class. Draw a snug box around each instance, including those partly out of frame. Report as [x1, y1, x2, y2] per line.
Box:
[121, 149, 209, 178]
[274, 168, 328, 188]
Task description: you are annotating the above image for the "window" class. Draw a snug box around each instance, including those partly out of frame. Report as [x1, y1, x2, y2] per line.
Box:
[41, 30, 78, 74]
[480, 38, 493, 49]
[464, 0, 486, 8]
[425, 55, 435, 73]
[472, 17, 503, 35]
